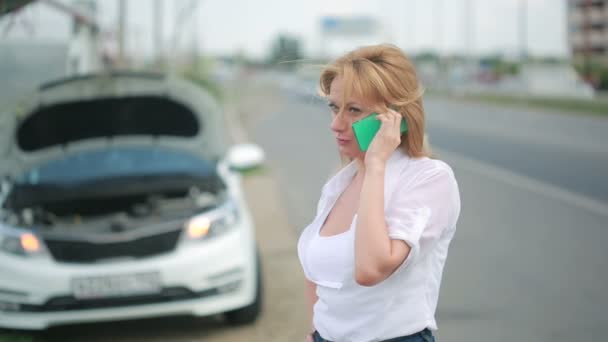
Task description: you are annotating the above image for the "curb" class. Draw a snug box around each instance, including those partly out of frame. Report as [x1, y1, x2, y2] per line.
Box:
[220, 89, 309, 341]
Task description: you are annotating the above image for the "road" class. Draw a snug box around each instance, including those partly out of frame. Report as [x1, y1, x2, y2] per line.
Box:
[236, 71, 608, 342]
[3, 71, 606, 342]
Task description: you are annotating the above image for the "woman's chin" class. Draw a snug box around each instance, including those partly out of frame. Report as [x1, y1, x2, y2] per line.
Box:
[338, 144, 362, 159]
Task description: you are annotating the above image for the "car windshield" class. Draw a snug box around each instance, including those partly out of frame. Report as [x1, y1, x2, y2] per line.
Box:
[15, 147, 216, 186]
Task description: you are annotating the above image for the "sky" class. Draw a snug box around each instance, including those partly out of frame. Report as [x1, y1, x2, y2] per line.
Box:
[0, 0, 569, 60]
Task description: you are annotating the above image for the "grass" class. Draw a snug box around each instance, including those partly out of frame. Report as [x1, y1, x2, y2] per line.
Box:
[236, 165, 269, 177]
[429, 91, 608, 117]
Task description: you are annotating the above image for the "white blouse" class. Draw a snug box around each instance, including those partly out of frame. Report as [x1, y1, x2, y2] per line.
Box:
[298, 148, 461, 342]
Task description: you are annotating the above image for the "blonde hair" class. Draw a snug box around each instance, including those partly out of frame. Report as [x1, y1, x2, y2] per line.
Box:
[319, 44, 431, 159]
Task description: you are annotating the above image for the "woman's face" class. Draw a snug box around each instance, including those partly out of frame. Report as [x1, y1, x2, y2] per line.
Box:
[327, 77, 378, 160]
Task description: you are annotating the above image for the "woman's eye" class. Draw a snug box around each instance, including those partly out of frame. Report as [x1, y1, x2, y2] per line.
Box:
[328, 103, 339, 113]
[349, 107, 361, 114]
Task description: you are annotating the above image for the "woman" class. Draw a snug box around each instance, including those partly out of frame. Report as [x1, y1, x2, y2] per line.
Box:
[297, 44, 461, 342]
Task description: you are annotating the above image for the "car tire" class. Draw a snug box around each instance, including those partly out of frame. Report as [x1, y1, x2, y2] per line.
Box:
[224, 247, 263, 325]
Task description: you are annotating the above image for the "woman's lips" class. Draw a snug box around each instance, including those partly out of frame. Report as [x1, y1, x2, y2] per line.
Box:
[336, 137, 350, 145]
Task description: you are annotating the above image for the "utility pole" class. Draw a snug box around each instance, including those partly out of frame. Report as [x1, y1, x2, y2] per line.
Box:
[464, 0, 474, 60]
[40, 0, 101, 75]
[192, 1, 199, 74]
[170, 0, 199, 73]
[434, 0, 443, 58]
[434, 0, 444, 86]
[405, 0, 416, 53]
[153, 0, 164, 70]
[519, 0, 527, 62]
[464, 0, 476, 80]
[118, 0, 126, 67]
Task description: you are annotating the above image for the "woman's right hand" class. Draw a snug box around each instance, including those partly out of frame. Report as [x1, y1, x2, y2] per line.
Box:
[305, 332, 314, 342]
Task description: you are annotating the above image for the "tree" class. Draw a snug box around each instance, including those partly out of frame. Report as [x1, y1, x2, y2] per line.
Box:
[269, 34, 302, 69]
[479, 55, 519, 76]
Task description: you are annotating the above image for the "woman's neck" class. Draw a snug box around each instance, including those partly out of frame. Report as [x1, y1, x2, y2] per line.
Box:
[354, 158, 366, 178]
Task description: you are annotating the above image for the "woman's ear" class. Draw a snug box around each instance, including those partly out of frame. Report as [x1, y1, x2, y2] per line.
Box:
[387, 104, 402, 114]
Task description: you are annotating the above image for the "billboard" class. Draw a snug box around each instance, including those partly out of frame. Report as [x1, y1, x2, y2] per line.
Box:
[320, 16, 378, 36]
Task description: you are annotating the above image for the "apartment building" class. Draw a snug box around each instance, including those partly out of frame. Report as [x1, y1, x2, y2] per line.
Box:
[568, 0, 608, 60]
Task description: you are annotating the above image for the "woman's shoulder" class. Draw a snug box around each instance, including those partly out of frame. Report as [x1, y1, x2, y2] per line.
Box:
[400, 156, 457, 188]
[322, 160, 358, 192]
[407, 156, 454, 175]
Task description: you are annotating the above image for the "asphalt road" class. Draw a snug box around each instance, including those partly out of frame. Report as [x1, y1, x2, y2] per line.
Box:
[2, 71, 606, 342]
[238, 72, 608, 342]
[425, 97, 608, 204]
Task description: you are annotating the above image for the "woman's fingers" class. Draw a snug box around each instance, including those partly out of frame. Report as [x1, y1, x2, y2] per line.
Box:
[376, 111, 401, 134]
[365, 110, 403, 165]
[387, 109, 401, 126]
[375, 112, 389, 123]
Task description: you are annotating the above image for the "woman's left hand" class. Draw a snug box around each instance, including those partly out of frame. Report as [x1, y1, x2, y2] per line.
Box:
[365, 109, 403, 168]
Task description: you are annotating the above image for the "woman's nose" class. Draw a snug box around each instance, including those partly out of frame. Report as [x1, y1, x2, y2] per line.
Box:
[330, 112, 348, 133]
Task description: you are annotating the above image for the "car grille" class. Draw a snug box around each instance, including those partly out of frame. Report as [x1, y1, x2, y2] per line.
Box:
[44, 229, 183, 263]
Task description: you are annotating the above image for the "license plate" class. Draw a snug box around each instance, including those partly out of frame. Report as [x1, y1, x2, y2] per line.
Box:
[72, 272, 161, 299]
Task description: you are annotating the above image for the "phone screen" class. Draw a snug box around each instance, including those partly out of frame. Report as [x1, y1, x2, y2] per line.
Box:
[352, 113, 407, 151]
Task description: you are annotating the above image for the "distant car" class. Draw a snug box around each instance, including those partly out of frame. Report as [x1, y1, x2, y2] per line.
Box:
[0, 72, 265, 330]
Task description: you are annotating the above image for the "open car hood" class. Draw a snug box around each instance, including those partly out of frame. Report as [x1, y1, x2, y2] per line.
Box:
[0, 72, 228, 179]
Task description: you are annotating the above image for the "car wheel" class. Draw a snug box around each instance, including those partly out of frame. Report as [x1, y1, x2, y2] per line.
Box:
[224, 248, 263, 325]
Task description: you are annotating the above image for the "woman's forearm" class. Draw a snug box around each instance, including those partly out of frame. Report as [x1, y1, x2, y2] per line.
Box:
[355, 163, 393, 283]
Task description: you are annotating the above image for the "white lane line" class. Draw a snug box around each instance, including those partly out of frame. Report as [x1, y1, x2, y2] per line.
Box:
[434, 147, 608, 218]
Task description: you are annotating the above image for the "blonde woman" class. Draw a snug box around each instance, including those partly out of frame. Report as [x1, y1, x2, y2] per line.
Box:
[298, 44, 461, 342]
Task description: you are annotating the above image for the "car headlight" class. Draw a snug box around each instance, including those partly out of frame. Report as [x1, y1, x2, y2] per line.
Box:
[0, 223, 47, 257]
[182, 200, 240, 242]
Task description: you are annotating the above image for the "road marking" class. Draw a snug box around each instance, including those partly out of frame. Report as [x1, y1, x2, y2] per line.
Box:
[435, 147, 608, 218]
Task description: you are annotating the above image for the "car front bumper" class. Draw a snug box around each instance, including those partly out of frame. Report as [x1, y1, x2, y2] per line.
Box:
[0, 223, 258, 330]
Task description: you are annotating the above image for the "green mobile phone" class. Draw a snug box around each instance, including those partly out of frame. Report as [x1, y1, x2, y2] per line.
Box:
[352, 113, 408, 151]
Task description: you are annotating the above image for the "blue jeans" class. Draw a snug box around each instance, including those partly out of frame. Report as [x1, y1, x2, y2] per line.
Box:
[312, 328, 435, 342]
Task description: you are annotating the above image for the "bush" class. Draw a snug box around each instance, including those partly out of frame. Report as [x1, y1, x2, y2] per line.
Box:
[573, 57, 608, 90]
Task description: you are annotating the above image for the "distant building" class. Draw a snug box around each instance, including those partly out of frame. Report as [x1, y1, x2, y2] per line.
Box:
[317, 16, 385, 59]
[519, 63, 595, 98]
[567, 0, 608, 60]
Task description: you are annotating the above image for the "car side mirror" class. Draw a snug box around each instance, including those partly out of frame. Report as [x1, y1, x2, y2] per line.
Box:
[227, 143, 265, 172]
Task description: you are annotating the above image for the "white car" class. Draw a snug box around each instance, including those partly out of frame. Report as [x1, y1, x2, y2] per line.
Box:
[0, 72, 264, 330]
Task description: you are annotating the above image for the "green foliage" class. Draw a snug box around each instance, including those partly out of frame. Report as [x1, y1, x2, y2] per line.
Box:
[414, 51, 440, 64]
[434, 91, 608, 117]
[269, 34, 302, 69]
[479, 55, 519, 76]
[574, 57, 608, 90]
[235, 165, 268, 177]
